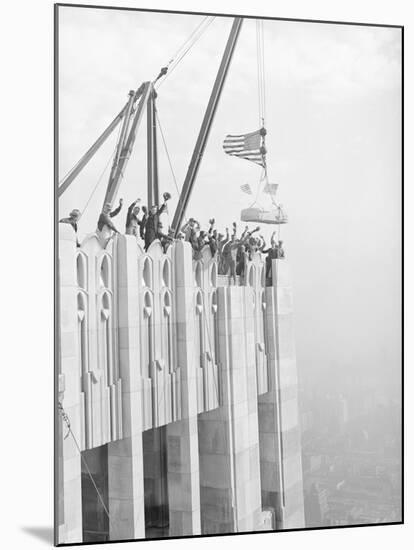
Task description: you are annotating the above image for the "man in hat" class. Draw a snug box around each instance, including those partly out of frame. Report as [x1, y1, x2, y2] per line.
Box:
[236, 243, 248, 280]
[208, 228, 218, 258]
[277, 240, 285, 259]
[59, 208, 81, 247]
[142, 192, 171, 251]
[181, 217, 199, 249]
[262, 233, 280, 280]
[125, 198, 143, 237]
[97, 198, 123, 239]
[217, 227, 230, 274]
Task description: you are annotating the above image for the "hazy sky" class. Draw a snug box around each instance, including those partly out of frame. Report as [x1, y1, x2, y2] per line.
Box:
[58, 6, 402, 390]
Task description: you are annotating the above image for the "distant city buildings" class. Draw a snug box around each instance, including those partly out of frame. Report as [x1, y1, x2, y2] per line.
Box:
[299, 381, 401, 528]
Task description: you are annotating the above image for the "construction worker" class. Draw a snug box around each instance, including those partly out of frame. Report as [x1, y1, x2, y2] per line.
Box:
[277, 240, 285, 259]
[181, 218, 199, 249]
[262, 233, 276, 276]
[236, 244, 248, 280]
[125, 198, 143, 237]
[142, 192, 171, 251]
[97, 198, 123, 239]
[59, 209, 81, 247]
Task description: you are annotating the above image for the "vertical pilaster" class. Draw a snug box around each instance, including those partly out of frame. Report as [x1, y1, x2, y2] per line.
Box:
[258, 260, 305, 529]
[198, 286, 262, 534]
[58, 224, 83, 544]
[166, 240, 201, 536]
[107, 235, 145, 540]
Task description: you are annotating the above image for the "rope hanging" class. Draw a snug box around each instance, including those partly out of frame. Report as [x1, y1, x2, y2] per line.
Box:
[155, 110, 180, 198]
[58, 402, 120, 539]
[155, 16, 216, 89]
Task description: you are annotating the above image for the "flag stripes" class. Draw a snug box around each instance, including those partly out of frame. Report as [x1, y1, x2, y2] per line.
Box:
[223, 128, 266, 167]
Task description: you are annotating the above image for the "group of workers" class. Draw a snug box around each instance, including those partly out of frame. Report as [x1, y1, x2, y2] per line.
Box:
[59, 191, 285, 284]
[179, 217, 284, 283]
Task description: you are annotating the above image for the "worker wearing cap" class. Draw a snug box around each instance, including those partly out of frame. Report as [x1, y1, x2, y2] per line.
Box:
[125, 198, 144, 238]
[277, 240, 285, 259]
[59, 209, 81, 247]
[181, 218, 199, 249]
[142, 192, 171, 251]
[97, 198, 123, 239]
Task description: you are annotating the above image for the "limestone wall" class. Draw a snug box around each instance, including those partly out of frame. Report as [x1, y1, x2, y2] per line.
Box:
[57, 227, 305, 542]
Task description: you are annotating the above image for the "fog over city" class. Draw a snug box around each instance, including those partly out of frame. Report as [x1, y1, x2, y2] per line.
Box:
[58, 6, 402, 526]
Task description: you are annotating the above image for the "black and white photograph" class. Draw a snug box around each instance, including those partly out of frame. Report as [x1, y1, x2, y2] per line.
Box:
[54, 3, 402, 546]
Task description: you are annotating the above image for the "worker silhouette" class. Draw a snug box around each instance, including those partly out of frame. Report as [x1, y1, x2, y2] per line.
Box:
[277, 240, 285, 259]
[142, 192, 171, 251]
[125, 198, 144, 238]
[59, 209, 81, 247]
[97, 199, 123, 240]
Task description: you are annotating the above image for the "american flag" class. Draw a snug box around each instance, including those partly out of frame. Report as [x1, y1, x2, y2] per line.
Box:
[223, 128, 266, 167]
[240, 183, 253, 195]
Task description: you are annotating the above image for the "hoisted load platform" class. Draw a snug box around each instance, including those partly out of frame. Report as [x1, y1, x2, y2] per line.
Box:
[240, 206, 288, 225]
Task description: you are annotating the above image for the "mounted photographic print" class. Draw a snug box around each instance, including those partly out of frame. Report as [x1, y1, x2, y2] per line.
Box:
[55, 3, 403, 545]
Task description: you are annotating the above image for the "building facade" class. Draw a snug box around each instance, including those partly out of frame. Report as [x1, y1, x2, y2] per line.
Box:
[56, 224, 305, 543]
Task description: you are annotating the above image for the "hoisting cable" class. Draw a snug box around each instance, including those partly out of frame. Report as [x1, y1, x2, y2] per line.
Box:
[155, 110, 180, 198]
[157, 15, 211, 79]
[155, 16, 216, 89]
[153, 17, 210, 84]
[58, 402, 120, 539]
[260, 20, 266, 123]
[256, 20, 263, 127]
[253, 20, 267, 206]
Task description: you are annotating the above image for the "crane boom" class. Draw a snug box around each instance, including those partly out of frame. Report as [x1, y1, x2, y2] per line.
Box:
[58, 85, 146, 198]
[103, 82, 152, 208]
[171, 17, 243, 236]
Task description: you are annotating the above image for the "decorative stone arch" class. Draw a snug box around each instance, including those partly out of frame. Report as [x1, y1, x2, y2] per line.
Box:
[260, 264, 266, 288]
[141, 256, 153, 289]
[161, 288, 172, 314]
[161, 289, 173, 372]
[210, 261, 218, 288]
[261, 289, 267, 350]
[194, 261, 203, 288]
[211, 289, 218, 314]
[210, 289, 219, 365]
[261, 289, 266, 311]
[161, 257, 171, 288]
[141, 290, 154, 379]
[195, 290, 204, 364]
[101, 290, 111, 313]
[77, 289, 87, 312]
[98, 289, 114, 386]
[77, 291, 88, 380]
[142, 289, 153, 318]
[195, 289, 204, 312]
[76, 251, 88, 290]
[98, 253, 111, 290]
[248, 265, 256, 288]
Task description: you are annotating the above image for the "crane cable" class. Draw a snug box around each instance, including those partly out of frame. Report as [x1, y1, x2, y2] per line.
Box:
[250, 20, 269, 209]
[58, 402, 120, 539]
[156, 16, 216, 88]
[60, 17, 214, 190]
[254, 20, 278, 211]
[155, 110, 180, 198]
